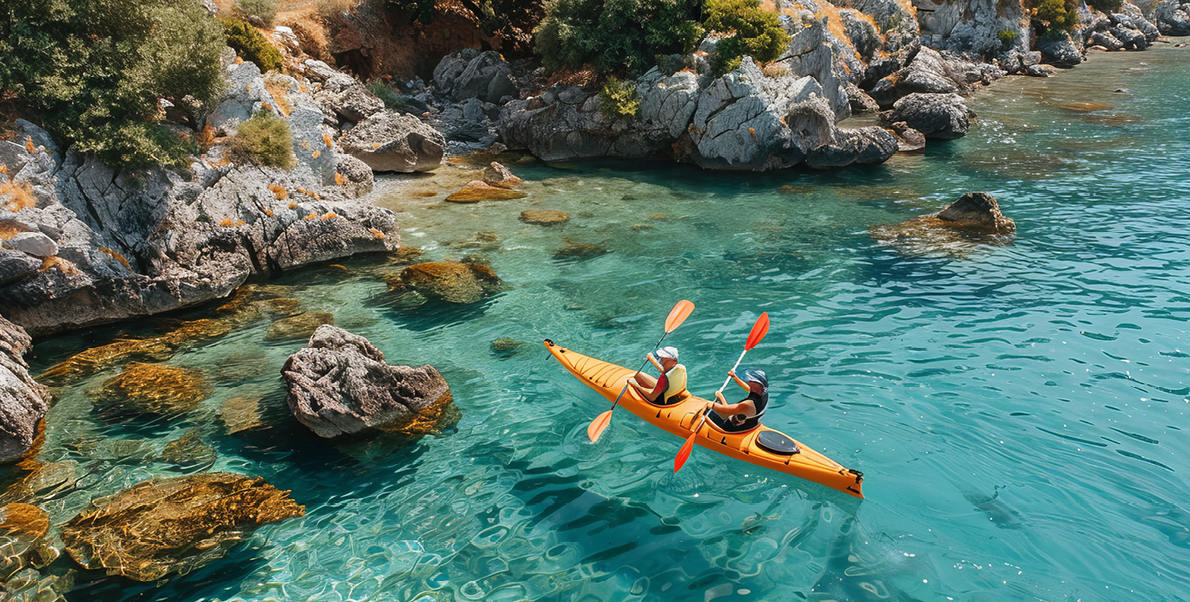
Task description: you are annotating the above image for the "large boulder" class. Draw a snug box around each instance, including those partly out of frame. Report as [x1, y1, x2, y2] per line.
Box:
[806, 126, 900, 169]
[919, 0, 1029, 56]
[433, 49, 518, 104]
[340, 111, 445, 173]
[60, 473, 304, 581]
[879, 92, 974, 140]
[1153, 0, 1190, 35]
[1038, 36, 1084, 68]
[282, 325, 454, 438]
[0, 317, 48, 464]
[869, 48, 1002, 109]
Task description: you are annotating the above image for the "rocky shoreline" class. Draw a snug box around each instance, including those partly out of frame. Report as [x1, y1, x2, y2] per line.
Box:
[0, 0, 1185, 596]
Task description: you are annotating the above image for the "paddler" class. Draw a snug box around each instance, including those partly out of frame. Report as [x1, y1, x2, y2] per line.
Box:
[627, 346, 688, 405]
[707, 368, 768, 432]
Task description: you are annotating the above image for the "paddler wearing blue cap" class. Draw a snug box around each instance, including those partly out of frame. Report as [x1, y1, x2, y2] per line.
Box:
[707, 367, 768, 432]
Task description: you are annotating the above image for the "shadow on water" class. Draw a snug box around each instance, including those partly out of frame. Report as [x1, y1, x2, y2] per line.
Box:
[808, 516, 931, 602]
[372, 290, 501, 332]
[63, 542, 272, 602]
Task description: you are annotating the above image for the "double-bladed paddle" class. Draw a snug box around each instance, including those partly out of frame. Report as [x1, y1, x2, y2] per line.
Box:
[673, 311, 769, 472]
[587, 299, 695, 443]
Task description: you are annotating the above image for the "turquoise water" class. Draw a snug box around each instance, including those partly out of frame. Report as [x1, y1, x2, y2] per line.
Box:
[17, 44, 1190, 601]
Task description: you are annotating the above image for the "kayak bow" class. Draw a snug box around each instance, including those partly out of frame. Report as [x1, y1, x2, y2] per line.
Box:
[545, 339, 863, 499]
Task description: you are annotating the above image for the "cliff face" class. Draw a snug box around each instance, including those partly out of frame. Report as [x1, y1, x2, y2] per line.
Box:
[916, 0, 1030, 55]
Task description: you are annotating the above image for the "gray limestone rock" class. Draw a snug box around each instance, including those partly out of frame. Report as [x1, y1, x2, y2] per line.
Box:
[282, 325, 453, 438]
[879, 92, 974, 140]
[340, 111, 445, 173]
[334, 153, 374, 198]
[0, 317, 48, 463]
[1153, 0, 1190, 35]
[433, 49, 518, 104]
[1038, 37, 1083, 68]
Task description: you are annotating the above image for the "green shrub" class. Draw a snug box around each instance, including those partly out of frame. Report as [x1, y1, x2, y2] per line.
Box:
[237, 0, 278, 26]
[225, 110, 295, 169]
[534, 0, 704, 76]
[598, 77, 640, 120]
[368, 79, 406, 110]
[0, 0, 225, 167]
[222, 17, 283, 73]
[1025, 0, 1079, 33]
[704, 0, 791, 74]
[997, 29, 1018, 49]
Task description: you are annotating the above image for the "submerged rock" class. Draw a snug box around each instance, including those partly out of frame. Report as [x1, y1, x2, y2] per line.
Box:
[0, 317, 48, 463]
[0, 503, 58, 580]
[282, 325, 454, 438]
[39, 318, 232, 385]
[870, 191, 1015, 255]
[445, 180, 527, 203]
[91, 363, 212, 416]
[60, 473, 304, 581]
[394, 261, 503, 304]
[520, 210, 570, 225]
[265, 311, 334, 342]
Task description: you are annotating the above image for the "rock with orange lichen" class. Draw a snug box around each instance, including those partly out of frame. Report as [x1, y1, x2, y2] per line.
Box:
[90, 363, 213, 417]
[445, 180, 527, 203]
[60, 473, 304, 582]
[282, 325, 455, 438]
[870, 192, 1015, 256]
[394, 260, 503, 304]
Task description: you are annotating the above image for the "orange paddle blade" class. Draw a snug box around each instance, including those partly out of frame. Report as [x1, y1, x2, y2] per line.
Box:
[745, 312, 770, 350]
[664, 299, 695, 333]
[587, 409, 613, 443]
[674, 432, 697, 472]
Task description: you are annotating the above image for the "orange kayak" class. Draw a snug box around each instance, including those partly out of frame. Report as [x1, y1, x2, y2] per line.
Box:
[545, 339, 864, 498]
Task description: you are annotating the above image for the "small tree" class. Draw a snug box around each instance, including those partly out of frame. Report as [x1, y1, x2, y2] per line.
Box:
[704, 0, 792, 74]
[534, 0, 704, 76]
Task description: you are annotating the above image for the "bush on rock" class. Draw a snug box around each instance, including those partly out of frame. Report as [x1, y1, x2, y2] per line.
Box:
[224, 110, 296, 169]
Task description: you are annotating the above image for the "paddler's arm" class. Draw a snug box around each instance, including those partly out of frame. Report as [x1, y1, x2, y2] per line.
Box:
[646, 352, 663, 372]
[727, 369, 749, 392]
[712, 390, 755, 416]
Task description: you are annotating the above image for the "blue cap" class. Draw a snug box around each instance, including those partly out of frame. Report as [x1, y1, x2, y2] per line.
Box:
[740, 368, 768, 392]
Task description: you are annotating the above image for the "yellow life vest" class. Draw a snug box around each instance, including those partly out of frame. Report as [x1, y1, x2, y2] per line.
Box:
[663, 364, 688, 404]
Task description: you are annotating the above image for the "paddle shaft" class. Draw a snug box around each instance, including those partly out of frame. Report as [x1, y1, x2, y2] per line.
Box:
[609, 329, 672, 409]
[690, 347, 751, 438]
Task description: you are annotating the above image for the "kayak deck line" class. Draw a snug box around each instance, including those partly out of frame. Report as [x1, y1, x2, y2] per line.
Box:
[544, 339, 864, 499]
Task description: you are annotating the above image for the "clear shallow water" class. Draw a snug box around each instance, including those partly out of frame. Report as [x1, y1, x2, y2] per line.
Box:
[16, 44, 1190, 601]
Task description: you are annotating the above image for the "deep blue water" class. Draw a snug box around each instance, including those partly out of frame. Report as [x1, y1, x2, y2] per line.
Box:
[17, 43, 1190, 601]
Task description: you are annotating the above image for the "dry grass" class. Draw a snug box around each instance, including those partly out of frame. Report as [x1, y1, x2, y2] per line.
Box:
[1, 179, 37, 212]
[264, 76, 296, 116]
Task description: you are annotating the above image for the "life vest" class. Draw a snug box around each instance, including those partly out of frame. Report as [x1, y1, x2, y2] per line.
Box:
[662, 364, 688, 405]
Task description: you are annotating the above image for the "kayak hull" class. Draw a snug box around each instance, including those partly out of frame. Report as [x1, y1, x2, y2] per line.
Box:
[545, 339, 863, 499]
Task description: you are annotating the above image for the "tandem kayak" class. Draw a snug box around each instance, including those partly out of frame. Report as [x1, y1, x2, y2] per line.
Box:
[545, 339, 864, 499]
